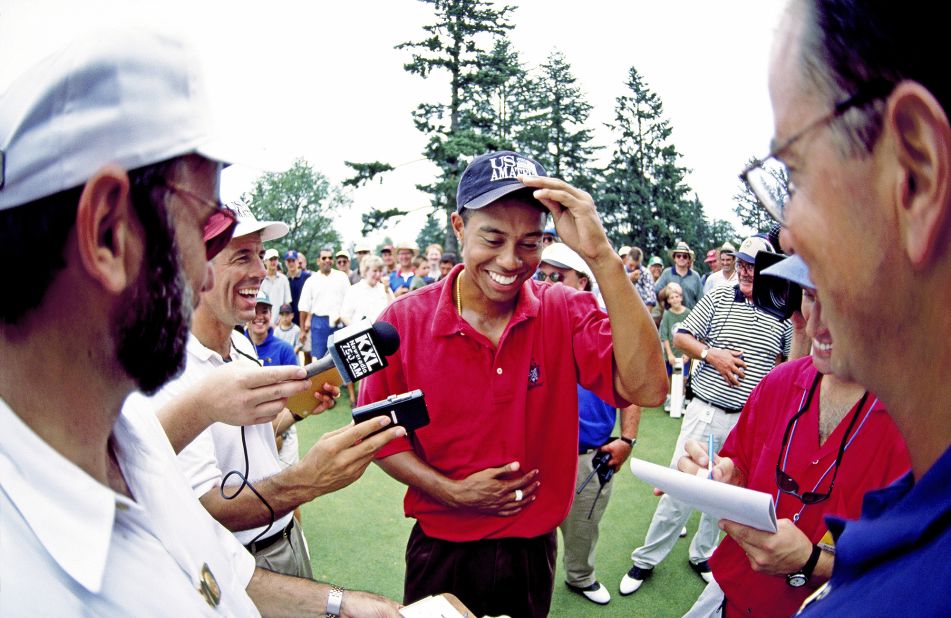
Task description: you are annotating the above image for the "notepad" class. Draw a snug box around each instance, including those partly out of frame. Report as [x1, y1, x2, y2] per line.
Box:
[630, 457, 778, 533]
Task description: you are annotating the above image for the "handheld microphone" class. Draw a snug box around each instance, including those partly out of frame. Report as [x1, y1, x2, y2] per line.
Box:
[286, 319, 400, 416]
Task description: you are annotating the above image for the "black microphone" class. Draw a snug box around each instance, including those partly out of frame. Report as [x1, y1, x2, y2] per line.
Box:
[286, 319, 400, 416]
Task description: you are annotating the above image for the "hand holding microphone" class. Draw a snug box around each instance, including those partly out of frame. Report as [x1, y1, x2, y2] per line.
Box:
[286, 319, 401, 417]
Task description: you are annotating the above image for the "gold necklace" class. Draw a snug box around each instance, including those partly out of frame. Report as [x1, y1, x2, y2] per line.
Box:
[455, 269, 464, 315]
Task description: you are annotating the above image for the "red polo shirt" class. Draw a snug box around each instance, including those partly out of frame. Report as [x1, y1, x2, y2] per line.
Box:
[710, 357, 910, 617]
[359, 264, 628, 541]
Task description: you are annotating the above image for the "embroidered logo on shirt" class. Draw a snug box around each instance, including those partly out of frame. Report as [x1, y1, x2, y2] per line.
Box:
[528, 359, 541, 388]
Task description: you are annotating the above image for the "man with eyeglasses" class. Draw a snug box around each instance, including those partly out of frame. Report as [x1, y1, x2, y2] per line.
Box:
[620, 236, 792, 595]
[0, 28, 400, 615]
[654, 242, 704, 309]
[336, 250, 360, 285]
[299, 247, 351, 359]
[738, 1, 951, 613]
[536, 243, 642, 606]
[675, 255, 909, 617]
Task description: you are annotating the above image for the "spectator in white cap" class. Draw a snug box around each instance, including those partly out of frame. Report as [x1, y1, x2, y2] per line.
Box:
[537, 243, 643, 607]
[260, 246, 292, 325]
[141, 201, 403, 580]
[0, 26, 399, 616]
[620, 235, 792, 596]
[336, 250, 360, 285]
[702, 241, 739, 294]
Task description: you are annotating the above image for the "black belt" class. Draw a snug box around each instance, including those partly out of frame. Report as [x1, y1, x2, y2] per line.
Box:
[695, 395, 742, 415]
[245, 518, 295, 553]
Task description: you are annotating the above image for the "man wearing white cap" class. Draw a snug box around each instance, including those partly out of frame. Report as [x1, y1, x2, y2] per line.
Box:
[0, 28, 399, 615]
[260, 247, 292, 325]
[702, 242, 739, 295]
[620, 235, 792, 595]
[143, 202, 402, 579]
[538, 243, 642, 606]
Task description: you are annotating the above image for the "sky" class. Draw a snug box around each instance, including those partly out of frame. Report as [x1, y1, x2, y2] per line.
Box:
[0, 0, 787, 250]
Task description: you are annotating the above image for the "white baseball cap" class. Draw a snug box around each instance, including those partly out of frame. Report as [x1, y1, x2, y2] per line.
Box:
[733, 236, 775, 264]
[0, 27, 240, 211]
[228, 200, 289, 243]
[541, 242, 590, 278]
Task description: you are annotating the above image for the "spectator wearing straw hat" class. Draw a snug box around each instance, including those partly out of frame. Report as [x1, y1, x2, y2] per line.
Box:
[389, 240, 419, 297]
[654, 242, 704, 309]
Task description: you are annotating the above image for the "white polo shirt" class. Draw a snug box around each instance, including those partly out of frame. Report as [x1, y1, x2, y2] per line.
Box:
[0, 396, 258, 616]
[298, 269, 351, 325]
[260, 272, 292, 325]
[141, 331, 295, 545]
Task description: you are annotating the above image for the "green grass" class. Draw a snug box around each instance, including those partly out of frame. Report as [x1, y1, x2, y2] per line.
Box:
[297, 398, 707, 616]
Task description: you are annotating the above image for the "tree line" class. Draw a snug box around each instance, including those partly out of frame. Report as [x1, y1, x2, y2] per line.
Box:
[246, 0, 777, 262]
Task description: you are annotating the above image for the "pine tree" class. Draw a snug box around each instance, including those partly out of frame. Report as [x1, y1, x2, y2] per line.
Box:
[598, 67, 695, 258]
[397, 0, 517, 252]
[734, 156, 789, 233]
[514, 51, 598, 191]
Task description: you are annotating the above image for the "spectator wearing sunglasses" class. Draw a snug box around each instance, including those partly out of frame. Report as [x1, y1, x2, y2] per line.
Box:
[537, 243, 642, 606]
[676, 256, 909, 617]
[654, 242, 704, 309]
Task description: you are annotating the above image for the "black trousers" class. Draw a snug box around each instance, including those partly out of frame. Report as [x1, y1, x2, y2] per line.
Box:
[404, 522, 557, 618]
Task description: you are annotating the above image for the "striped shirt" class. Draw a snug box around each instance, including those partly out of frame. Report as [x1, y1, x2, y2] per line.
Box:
[675, 285, 791, 412]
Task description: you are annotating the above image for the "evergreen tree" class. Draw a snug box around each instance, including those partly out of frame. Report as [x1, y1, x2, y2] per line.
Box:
[345, 0, 518, 252]
[514, 50, 598, 191]
[734, 156, 789, 233]
[415, 213, 447, 252]
[242, 159, 345, 258]
[598, 67, 695, 259]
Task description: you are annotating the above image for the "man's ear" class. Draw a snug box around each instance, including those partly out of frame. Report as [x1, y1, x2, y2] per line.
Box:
[888, 81, 951, 267]
[450, 211, 465, 245]
[74, 165, 141, 294]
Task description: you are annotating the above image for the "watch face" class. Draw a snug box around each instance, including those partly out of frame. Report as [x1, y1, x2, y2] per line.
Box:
[787, 573, 807, 588]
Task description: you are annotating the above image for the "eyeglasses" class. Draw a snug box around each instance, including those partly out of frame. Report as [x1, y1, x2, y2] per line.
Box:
[535, 270, 566, 283]
[161, 181, 237, 259]
[541, 236, 556, 244]
[740, 81, 894, 224]
[673, 253, 689, 260]
[319, 256, 333, 261]
[736, 261, 755, 273]
[775, 374, 869, 505]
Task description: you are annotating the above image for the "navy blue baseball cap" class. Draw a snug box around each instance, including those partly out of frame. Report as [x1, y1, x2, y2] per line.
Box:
[284, 250, 299, 260]
[456, 150, 547, 212]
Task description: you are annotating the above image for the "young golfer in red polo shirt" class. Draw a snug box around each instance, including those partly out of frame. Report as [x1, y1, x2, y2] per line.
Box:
[358, 150, 667, 617]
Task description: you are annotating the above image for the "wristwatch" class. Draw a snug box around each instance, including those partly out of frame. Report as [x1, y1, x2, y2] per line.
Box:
[786, 544, 822, 588]
[326, 585, 344, 617]
[619, 436, 637, 447]
[700, 347, 710, 361]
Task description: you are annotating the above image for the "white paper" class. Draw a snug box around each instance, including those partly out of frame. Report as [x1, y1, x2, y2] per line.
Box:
[629, 457, 778, 533]
[399, 595, 466, 618]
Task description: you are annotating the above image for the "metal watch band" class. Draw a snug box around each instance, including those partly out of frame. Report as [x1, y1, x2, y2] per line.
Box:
[326, 585, 344, 617]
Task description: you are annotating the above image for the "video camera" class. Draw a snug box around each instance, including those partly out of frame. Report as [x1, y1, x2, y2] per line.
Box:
[751, 251, 801, 320]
